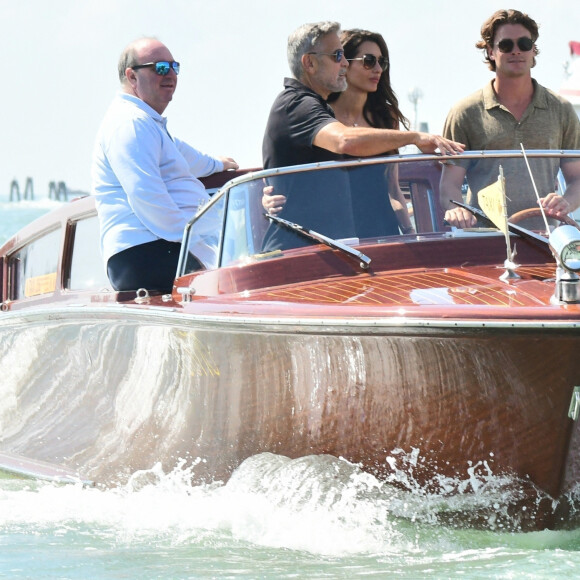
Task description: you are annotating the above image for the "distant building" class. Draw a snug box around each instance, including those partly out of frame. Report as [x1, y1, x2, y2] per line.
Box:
[560, 41, 580, 119]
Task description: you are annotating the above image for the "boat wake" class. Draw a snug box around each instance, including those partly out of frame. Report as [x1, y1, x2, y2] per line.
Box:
[225, 452, 569, 534]
[2, 452, 580, 566]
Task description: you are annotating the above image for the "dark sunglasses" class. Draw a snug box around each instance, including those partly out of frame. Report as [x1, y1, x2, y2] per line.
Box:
[132, 61, 180, 75]
[496, 37, 533, 53]
[308, 49, 345, 63]
[348, 54, 389, 72]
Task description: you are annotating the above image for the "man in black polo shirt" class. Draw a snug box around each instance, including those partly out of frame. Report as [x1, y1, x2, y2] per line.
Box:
[261, 21, 464, 250]
[262, 75, 340, 168]
[263, 21, 463, 169]
[262, 23, 346, 169]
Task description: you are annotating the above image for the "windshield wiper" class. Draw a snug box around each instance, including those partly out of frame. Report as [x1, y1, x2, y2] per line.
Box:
[451, 200, 549, 247]
[265, 213, 371, 270]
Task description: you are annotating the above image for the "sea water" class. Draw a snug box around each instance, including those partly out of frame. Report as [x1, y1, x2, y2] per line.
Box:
[0, 199, 63, 245]
[2, 200, 580, 579]
[2, 457, 580, 579]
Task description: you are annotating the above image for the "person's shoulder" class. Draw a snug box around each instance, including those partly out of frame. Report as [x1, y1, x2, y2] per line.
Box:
[99, 94, 160, 144]
[104, 94, 150, 121]
[282, 79, 330, 120]
[443, 84, 491, 140]
[270, 78, 311, 109]
[448, 84, 489, 113]
[284, 77, 309, 92]
[536, 81, 578, 112]
[282, 78, 322, 103]
[444, 86, 488, 131]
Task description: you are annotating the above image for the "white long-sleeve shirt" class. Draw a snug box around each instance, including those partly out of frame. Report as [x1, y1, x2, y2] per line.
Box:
[91, 93, 224, 264]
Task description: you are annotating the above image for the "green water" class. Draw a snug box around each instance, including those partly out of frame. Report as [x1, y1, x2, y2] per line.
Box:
[1, 457, 580, 579]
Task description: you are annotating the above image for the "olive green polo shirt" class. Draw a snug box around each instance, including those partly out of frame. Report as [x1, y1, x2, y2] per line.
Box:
[443, 79, 580, 214]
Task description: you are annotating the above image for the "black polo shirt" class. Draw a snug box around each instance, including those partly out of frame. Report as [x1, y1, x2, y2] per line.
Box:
[260, 77, 399, 252]
[262, 77, 341, 169]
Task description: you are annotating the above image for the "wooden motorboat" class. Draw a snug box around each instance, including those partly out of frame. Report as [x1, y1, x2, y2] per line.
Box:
[1, 150, 580, 531]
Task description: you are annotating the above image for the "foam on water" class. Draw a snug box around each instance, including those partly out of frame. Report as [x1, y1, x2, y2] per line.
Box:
[2, 456, 580, 577]
[2, 453, 580, 565]
[2, 456, 403, 557]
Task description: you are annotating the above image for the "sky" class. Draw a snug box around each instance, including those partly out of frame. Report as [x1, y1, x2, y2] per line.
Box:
[1, 0, 579, 198]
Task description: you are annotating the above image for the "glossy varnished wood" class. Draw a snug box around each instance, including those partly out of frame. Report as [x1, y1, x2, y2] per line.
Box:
[2, 162, 580, 531]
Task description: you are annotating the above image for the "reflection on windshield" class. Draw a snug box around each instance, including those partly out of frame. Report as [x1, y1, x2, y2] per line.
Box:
[261, 165, 404, 252]
[179, 152, 579, 275]
[199, 160, 445, 270]
[444, 156, 564, 217]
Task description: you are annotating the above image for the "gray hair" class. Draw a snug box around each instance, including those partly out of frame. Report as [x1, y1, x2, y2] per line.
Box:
[287, 21, 341, 79]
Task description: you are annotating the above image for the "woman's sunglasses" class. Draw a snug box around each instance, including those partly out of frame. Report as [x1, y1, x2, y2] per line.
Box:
[132, 61, 180, 75]
[496, 37, 533, 53]
[347, 54, 389, 72]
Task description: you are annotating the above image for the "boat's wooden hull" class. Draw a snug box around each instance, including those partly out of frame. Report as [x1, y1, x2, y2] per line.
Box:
[1, 307, 578, 530]
[3, 153, 580, 531]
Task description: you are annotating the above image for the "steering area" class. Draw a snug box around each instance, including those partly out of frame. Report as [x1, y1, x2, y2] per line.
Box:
[508, 207, 580, 229]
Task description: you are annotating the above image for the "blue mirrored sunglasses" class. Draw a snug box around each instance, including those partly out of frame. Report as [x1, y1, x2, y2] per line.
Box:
[132, 61, 180, 75]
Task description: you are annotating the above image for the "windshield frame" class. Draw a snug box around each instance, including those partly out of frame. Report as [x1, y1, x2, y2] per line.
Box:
[176, 150, 580, 278]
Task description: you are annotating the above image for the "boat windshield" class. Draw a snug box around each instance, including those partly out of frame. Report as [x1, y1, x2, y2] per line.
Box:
[178, 151, 580, 274]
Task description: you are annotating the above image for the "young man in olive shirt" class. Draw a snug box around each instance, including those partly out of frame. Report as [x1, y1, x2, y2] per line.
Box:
[440, 9, 580, 229]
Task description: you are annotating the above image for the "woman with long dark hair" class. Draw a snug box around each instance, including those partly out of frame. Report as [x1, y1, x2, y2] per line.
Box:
[328, 29, 415, 235]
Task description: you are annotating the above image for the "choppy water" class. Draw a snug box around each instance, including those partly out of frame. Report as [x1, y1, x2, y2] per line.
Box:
[2, 199, 580, 578]
[2, 455, 580, 579]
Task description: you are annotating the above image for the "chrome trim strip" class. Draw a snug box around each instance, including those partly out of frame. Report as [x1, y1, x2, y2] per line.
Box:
[1, 305, 579, 332]
[569, 387, 580, 421]
[202, 150, 580, 194]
